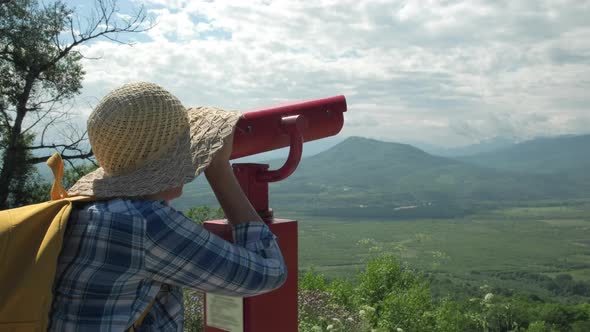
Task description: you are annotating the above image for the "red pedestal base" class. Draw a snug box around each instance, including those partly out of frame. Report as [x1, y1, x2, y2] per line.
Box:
[203, 218, 298, 332]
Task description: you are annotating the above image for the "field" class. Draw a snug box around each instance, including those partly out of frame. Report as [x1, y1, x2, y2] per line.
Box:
[288, 202, 590, 302]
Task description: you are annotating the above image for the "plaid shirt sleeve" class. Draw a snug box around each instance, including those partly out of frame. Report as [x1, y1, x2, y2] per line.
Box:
[143, 203, 287, 296]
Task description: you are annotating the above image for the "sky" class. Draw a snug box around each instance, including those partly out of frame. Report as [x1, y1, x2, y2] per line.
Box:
[66, 0, 590, 147]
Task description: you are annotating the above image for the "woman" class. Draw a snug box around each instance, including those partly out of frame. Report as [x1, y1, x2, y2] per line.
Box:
[48, 82, 287, 331]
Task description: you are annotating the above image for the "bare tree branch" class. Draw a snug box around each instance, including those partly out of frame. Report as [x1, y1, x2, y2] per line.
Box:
[64, 157, 77, 170]
[68, 16, 76, 51]
[77, 52, 103, 60]
[21, 105, 66, 134]
[39, 114, 62, 146]
[63, 156, 97, 179]
[102, 33, 130, 45]
[26, 143, 78, 150]
[41, 0, 151, 75]
[27, 150, 93, 165]
[87, 157, 99, 168]
[28, 127, 92, 164]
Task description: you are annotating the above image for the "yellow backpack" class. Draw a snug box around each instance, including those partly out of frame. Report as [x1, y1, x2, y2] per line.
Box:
[0, 153, 92, 331]
[0, 154, 156, 332]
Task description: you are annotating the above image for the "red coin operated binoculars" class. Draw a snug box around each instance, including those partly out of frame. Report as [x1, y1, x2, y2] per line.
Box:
[203, 95, 347, 332]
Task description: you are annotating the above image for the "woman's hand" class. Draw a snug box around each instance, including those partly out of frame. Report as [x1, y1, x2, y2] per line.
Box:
[204, 131, 234, 178]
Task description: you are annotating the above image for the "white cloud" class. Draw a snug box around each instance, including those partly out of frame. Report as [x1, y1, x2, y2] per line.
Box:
[67, 0, 590, 147]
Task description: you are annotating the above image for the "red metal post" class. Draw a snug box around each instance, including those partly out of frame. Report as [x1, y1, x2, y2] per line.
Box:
[233, 164, 272, 220]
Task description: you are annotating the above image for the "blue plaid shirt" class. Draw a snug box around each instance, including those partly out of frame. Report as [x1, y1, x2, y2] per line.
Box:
[48, 199, 287, 332]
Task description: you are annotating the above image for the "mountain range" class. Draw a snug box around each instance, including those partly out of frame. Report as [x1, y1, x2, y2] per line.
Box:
[174, 134, 590, 219]
[458, 134, 590, 174]
[413, 137, 516, 157]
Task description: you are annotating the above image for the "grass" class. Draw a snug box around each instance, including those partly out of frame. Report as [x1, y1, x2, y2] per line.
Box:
[285, 203, 590, 302]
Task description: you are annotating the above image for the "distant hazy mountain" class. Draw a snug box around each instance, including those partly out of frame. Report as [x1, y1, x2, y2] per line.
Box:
[411, 137, 516, 157]
[176, 136, 587, 218]
[458, 134, 590, 174]
[425, 137, 516, 157]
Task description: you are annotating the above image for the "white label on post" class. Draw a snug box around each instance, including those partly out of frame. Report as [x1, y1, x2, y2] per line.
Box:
[205, 293, 244, 332]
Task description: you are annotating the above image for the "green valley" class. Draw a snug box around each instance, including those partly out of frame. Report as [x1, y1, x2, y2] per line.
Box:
[174, 134, 590, 306]
[294, 203, 590, 303]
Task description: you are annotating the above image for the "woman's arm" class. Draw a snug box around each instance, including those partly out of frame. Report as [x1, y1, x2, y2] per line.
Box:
[205, 160, 263, 225]
[143, 202, 287, 296]
[144, 131, 287, 295]
[205, 131, 263, 225]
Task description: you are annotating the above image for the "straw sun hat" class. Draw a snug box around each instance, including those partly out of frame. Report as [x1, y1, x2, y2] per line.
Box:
[67, 82, 241, 198]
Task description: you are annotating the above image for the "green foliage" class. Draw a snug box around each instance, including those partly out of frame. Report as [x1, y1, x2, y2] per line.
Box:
[571, 319, 590, 332]
[525, 321, 557, 332]
[537, 302, 590, 331]
[378, 284, 433, 331]
[356, 254, 421, 307]
[20, 163, 97, 204]
[298, 290, 364, 332]
[352, 254, 475, 331]
[62, 164, 98, 189]
[295, 253, 590, 331]
[432, 299, 475, 332]
[300, 267, 328, 291]
[1, 131, 37, 206]
[13, 169, 52, 205]
[185, 206, 224, 224]
[183, 289, 204, 332]
[327, 278, 355, 309]
[489, 271, 590, 298]
[0, 0, 83, 95]
[459, 293, 590, 332]
[296, 254, 475, 331]
[551, 274, 590, 297]
[180, 249, 590, 331]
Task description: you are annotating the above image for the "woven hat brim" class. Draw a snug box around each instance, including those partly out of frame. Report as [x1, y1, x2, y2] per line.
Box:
[67, 107, 241, 198]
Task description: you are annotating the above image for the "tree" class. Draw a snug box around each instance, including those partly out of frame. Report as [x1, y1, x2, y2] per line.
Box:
[0, 0, 150, 208]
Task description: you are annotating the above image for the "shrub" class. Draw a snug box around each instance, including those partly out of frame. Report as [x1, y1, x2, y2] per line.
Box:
[183, 289, 204, 332]
[300, 267, 329, 291]
[182, 252, 590, 331]
[298, 290, 364, 332]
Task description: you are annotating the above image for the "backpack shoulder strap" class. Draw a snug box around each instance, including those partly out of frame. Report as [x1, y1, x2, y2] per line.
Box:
[46, 153, 93, 203]
[46, 153, 69, 201]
